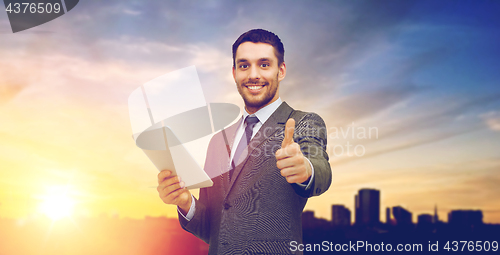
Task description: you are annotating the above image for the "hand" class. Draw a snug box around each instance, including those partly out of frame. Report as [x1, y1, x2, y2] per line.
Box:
[157, 170, 192, 214]
[275, 118, 312, 184]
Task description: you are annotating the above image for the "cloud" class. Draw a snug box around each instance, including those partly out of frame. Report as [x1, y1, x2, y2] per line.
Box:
[0, 82, 27, 104]
[481, 111, 500, 131]
[326, 92, 500, 165]
[330, 126, 478, 166]
[379, 93, 500, 140]
[0, 64, 38, 104]
[325, 84, 421, 124]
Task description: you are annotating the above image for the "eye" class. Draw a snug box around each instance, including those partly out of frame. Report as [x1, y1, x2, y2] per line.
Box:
[261, 63, 269, 68]
[239, 64, 249, 69]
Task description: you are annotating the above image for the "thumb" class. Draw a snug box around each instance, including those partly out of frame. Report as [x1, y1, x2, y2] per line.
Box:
[282, 118, 295, 147]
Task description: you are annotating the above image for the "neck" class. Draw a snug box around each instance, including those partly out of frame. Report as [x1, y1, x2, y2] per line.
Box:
[245, 97, 279, 115]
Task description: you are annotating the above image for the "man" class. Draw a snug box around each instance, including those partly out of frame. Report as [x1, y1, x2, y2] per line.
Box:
[157, 29, 331, 254]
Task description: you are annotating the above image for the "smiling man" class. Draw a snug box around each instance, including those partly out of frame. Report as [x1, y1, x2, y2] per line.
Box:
[234, 39, 283, 115]
[157, 29, 332, 254]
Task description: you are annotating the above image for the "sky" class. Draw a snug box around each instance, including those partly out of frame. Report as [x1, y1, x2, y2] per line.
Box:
[0, 0, 500, 223]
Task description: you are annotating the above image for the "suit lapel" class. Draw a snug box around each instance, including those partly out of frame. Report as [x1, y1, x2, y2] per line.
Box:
[219, 117, 243, 192]
[225, 102, 294, 197]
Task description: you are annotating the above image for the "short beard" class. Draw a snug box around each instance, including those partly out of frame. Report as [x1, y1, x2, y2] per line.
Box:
[242, 88, 275, 109]
[238, 80, 278, 110]
[236, 69, 281, 112]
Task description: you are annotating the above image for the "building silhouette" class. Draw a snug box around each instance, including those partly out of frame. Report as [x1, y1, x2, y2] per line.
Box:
[448, 210, 483, 227]
[302, 210, 316, 227]
[331, 205, 351, 227]
[433, 205, 439, 223]
[302, 210, 329, 229]
[386, 207, 391, 224]
[301, 187, 497, 247]
[355, 188, 380, 226]
[392, 206, 413, 226]
[417, 214, 433, 225]
[417, 213, 433, 231]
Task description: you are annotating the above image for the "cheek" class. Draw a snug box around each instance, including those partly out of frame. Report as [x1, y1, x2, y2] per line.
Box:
[235, 73, 247, 84]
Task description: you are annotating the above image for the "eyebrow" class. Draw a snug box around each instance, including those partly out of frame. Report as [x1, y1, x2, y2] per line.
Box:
[236, 58, 273, 64]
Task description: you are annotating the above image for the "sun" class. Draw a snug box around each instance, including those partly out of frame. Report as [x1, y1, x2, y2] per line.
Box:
[38, 186, 76, 221]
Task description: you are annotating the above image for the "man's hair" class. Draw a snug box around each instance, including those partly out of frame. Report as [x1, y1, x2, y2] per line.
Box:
[232, 29, 285, 67]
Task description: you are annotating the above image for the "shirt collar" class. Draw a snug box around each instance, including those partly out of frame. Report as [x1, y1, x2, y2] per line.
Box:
[242, 97, 283, 124]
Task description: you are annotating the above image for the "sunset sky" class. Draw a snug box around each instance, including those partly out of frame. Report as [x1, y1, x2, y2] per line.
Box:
[1, 0, 500, 224]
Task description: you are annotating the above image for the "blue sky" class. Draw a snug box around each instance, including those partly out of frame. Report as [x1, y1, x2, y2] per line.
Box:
[0, 0, 499, 222]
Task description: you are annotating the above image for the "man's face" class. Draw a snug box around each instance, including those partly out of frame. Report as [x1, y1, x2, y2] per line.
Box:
[233, 42, 286, 114]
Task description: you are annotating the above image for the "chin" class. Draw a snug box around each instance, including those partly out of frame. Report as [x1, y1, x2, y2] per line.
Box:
[245, 97, 272, 109]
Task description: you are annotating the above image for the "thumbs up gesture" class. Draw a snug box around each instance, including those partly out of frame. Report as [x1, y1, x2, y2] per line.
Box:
[275, 118, 312, 184]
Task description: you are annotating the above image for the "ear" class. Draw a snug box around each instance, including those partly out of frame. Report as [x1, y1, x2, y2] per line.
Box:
[278, 62, 286, 82]
[232, 66, 236, 82]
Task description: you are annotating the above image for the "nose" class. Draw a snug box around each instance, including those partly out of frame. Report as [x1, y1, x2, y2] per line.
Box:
[248, 66, 261, 81]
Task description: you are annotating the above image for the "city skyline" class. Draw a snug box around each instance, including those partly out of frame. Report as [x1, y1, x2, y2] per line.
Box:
[307, 188, 491, 225]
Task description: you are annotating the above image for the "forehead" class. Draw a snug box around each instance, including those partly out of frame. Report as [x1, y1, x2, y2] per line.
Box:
[235, 42, 277, 62]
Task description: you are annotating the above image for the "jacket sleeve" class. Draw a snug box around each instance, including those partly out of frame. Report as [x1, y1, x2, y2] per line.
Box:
[291, 112, 332, 198]
[177, 134, 221, 243]
[178, 188, 210, 244]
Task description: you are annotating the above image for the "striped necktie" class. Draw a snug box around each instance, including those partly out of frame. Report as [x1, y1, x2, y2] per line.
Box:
[229, 115, 259, 180]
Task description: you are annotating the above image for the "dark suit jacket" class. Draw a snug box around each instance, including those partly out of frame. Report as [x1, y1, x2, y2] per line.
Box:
[178, 102, 331, 255]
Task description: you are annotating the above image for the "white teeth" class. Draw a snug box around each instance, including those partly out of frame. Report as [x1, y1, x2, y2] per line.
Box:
[248, 86, 263, 90]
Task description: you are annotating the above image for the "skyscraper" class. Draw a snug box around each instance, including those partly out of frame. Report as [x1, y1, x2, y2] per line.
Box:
[355, 189, 380, 226]
[302, 210, 316, 229]
[433, 205, 439, 224]
[331, 205, 351, 226]
[448, 210, 483, 227]
[386, 207, 391, 224]
[392, 206, 413, 226]
[417, 214, 433, 226]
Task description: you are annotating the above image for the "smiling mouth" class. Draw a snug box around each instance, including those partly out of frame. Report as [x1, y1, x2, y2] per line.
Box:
[244, 83, 267, 92]
[246, 85, 265, 91]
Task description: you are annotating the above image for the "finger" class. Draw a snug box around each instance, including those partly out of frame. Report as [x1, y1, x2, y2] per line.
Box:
[157, 170, 172, 184]
[159, 180, 184, 198]
[282, 118, 295, 147]
[158, 176, 181, 191]
[279, 163, 304, 177]
[276, 143, 301, 161]
[275, 148, 288, 160]
[282, 169, 309, 184]
[163, 186, 188, 204]
[285, 174, 302, 184]
[280, 166, 296, 177]
[159, 184, 181, 199]
[276, 156, 300, 170]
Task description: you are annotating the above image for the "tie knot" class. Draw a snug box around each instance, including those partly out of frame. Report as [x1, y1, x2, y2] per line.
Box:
[245, 116, 259, 125]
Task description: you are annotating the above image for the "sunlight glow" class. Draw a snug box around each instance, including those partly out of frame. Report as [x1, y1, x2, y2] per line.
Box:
[38, 186, 76, 221]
